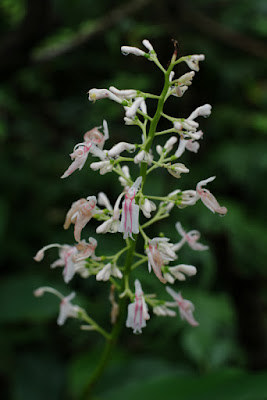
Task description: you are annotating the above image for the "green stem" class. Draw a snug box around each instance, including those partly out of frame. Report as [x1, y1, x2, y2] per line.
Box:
[82, 238, 137, 399]
[83, 53, 177, 399]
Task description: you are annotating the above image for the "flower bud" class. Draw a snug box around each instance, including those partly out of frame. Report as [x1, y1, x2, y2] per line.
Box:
[142, 39, 154, 52]
[163, 136, 178, 153]
[121, 46, 146, 57]
[108, 142, 136, 158]
[188, 104, 212, 120]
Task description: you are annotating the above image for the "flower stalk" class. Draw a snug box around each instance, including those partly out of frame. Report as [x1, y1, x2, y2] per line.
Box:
[34, 39, 227, 398]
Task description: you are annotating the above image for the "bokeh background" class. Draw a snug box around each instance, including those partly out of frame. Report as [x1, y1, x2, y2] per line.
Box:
[1, 0, 267, 399]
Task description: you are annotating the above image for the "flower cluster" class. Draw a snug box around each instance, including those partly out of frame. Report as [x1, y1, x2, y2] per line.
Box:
[34, 39, 227, 336]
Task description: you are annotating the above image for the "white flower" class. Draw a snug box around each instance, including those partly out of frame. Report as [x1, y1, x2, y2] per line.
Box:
[174, 119, 199, 133]
[163, 136, 178, 153]
[177, 71, 195, 86]
[118, 177, 142, 239]
[184, 54, 205, 72]
[142, 39, 154, 52]
[188, 104, 212, 121]
[134, 150, 153, 164]
[109, 86, 137, 99]
[168, 264, 197, 281]
[96, 192, 124, 234]
[108, 142, 136, 158]
[121, 46, 146, 57]
[118, 165, 131, 187]
[153, 304, 176, 317]
[97, 192, 112, 211]
[88, 88, 122, 103]
[166, 287, 199, 326]
[96, 262, 123, 281]
[139, 198, 156, 218]
[90, 160, 113, 175]
[88, 88, 110, 101]
[196, 176, 227, 215]
[174, 131, 203, 158]
[126, 280, 150, 334]
[167, 163, 189, 179]
[178, 190, 198, 208]
[125, 97, 145, 119]
[34, 287, 82, 326]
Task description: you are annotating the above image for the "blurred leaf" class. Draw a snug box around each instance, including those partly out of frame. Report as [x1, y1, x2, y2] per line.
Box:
[101, 369, 267, 400]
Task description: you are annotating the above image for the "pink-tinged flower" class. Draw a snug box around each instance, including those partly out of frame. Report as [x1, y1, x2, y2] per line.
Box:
[61, 143, 92, 179]
[83, 120, 109, 150]
[166, 287, 199, 327]
[173, 221, 209, 252]
[34, 238, 98, 283]
[118, 177, 142, 239]
[146, 238, 177, 284]
[196, 177, 227, 215]
[126, 279, 150, 334]
[64, 196, 97, 242]
[96, 262, 122, 281]
[34, 287, 82, 326]
[184, 54, 205, 72]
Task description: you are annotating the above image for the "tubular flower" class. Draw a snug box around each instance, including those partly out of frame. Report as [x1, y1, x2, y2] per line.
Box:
[196, 177, 227, 215]
[166, 264, 197, 282]
[64, 196, 97, 242]
[109, 86, 137, 100]
[88, 88, 123, 103]
[146, 238, 177, 284]
[166, 287, 199, 327]
[118, 177, 142, 239]
[125, 97, 146, 119]
[173, 222, 209, 252]
[126, 279, 150, 334]
[108, 142, 136, 158]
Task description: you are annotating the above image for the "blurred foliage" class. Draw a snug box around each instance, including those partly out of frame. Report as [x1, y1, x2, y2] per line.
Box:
[0, 0, 267, 399]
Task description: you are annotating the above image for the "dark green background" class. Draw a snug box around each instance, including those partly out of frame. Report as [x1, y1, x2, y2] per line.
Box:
[1, 0, 267, 399]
